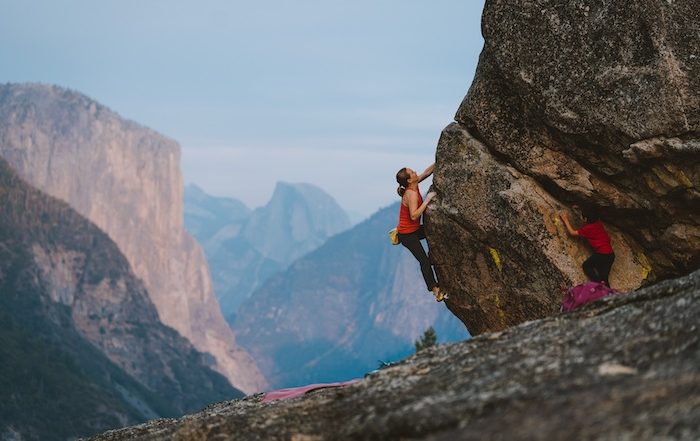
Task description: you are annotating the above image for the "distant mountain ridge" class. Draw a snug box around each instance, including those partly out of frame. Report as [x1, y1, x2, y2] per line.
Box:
[184, 183, 251, 244]
[241, 182, 352, 265]
[0, 157, 240, 441]
[185, 182, 351, 320]
[232, 203, 469, 388]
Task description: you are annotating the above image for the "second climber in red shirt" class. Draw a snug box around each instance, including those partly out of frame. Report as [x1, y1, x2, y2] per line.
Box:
[559, 205, 615, 287]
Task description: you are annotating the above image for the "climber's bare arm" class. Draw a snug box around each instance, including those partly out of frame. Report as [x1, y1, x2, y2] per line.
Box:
[559, 211, 579, 236]
[407, 191, 436, 220]
[418, 163, 435, 183]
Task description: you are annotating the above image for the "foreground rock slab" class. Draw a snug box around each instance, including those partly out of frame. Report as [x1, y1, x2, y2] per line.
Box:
[88, 270, 700, 441]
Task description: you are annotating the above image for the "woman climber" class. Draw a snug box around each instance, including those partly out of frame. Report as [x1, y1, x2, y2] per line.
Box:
[395, 164, 446, 302]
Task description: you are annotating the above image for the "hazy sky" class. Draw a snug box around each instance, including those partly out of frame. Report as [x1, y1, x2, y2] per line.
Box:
[1, 0, 485, 217]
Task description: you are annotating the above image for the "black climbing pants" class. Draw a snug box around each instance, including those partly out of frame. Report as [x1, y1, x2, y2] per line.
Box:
[398, 226, 438, 292]
[582, 253, 615, 287]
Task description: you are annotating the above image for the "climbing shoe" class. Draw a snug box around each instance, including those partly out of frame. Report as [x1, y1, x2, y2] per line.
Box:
[434, 290, 447, 302]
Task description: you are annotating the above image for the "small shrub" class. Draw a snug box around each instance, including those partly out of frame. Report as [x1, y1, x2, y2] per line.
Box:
[415, 326, 437, 353]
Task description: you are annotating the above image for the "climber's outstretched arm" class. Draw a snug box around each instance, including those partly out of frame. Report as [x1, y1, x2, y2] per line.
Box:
[559, 211, 579, 236]
[418, 163, 435, 183]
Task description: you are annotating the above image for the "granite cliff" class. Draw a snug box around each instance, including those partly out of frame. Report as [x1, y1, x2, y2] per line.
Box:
[0, 157, 241, 441]
[88, 270, 700, 441]
[426, 0, 700, 335]
[0, 83, 266, 393]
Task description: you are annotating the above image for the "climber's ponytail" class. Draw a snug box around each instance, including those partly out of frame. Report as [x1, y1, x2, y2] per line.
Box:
[395, 168, 409, 198]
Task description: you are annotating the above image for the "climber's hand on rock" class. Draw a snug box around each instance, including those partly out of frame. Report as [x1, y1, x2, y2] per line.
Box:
[559, 210, 569, 220]
[426, 192, 437, 202]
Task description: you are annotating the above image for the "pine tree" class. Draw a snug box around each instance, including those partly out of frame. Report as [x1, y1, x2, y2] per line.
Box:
[415, 326, 437, 352]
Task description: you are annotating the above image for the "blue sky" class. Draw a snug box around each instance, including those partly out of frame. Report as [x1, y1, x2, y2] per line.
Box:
[1, 0, 485, 217]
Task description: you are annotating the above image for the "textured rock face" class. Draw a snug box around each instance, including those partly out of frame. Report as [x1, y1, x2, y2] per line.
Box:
[0, 84, 266, 393]
[89, 270, 700, 441]
[427, 0, 700, 335]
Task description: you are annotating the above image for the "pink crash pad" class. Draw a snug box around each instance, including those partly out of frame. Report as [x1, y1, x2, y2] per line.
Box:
[261, 379, 360, 403]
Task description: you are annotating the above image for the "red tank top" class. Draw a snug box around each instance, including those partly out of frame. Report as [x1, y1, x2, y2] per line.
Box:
[397, 188, 422, 234]
[577, 220, 614, 254]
